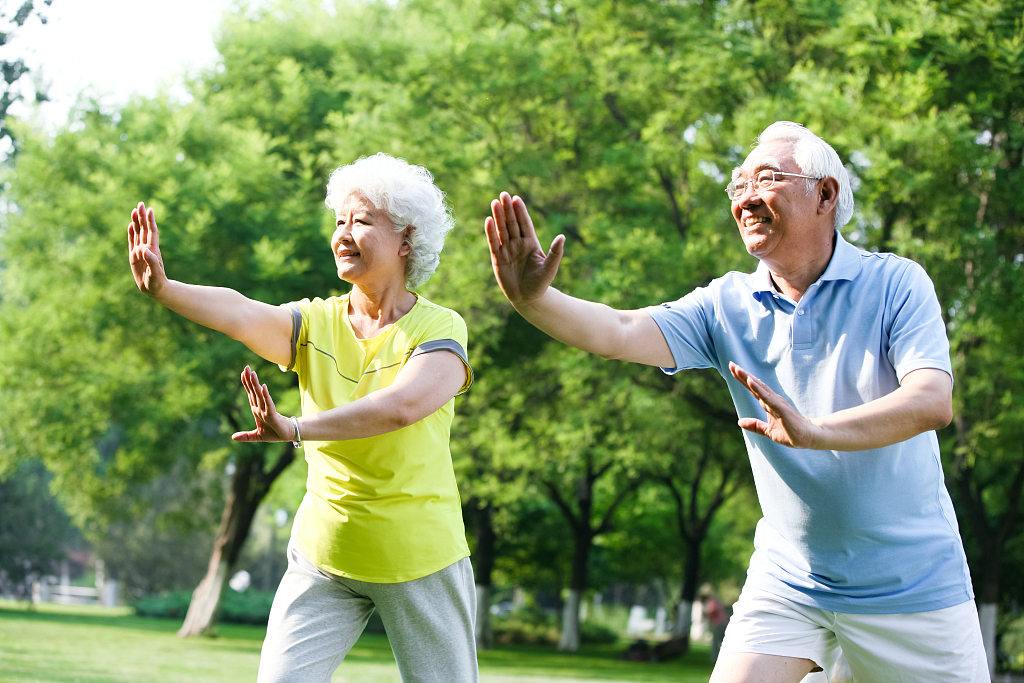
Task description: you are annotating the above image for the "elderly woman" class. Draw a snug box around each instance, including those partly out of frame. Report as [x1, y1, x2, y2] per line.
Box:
[127, 153, 477, 682]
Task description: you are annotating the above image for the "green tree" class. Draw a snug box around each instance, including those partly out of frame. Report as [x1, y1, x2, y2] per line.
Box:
[0, 0, 51, 149]
[0, 461, 75, 599]
[0, 98, 319, 635]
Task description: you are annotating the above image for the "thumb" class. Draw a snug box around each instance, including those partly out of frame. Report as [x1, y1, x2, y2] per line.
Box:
[142, 248, 161, 269]
[737, 417, 768, 436]
[542, 234, 566, 278]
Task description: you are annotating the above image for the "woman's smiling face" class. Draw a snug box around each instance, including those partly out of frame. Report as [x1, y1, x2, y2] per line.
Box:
[330, 193, 410, 285]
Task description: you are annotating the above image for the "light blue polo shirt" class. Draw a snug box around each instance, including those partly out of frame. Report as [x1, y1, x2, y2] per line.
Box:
[647, 231, 973, 614]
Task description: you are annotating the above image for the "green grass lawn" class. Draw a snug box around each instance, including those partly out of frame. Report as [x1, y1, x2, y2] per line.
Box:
[0, 600, 714, 683]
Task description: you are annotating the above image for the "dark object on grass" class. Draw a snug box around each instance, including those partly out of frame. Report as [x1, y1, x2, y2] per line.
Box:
[621, 635, 690, 662]
[621, 639, 652, 661]
[652, 635, 689, 662]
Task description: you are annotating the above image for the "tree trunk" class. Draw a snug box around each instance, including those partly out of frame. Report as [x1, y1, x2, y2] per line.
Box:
[472, 502, 496, 650]
[673, 536, 702, 639]
[558, 528, 590, 651]
[978, 546, 1001, 678]
[559, 588, 583, 651]
[178, 448, 293, 637]
[978, 602, 996, 677]
[674, 600, 694, 639]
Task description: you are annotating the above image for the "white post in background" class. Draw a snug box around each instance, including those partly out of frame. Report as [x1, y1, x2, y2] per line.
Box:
[690, 601, 707, 642]
[94, 558, 105, 600]
[102, 580, 119, 607]
[655, 606, 667, 635]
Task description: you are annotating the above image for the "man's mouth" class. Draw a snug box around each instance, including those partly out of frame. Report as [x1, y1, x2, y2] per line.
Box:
[744, 216, 770, 227]
[337, 250, 359, 258]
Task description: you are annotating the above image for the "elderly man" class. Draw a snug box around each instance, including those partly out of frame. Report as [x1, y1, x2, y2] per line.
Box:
[484, 122, 988, 682]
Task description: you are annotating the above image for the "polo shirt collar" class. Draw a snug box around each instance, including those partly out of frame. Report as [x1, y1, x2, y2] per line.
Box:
[749, 230, 862, 303]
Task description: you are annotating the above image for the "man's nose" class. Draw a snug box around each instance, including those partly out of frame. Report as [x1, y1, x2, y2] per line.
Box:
[735, 186, 761, 206]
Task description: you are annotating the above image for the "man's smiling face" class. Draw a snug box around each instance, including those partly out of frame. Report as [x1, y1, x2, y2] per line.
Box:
[731, 139, 823, 264]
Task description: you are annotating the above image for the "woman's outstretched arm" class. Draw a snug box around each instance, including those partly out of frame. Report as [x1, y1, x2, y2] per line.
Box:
[231, 351, 467, 443]
[128, 201, 293, 366]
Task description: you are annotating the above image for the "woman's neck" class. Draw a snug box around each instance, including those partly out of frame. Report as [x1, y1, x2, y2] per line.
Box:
[348, 284, 417, 339]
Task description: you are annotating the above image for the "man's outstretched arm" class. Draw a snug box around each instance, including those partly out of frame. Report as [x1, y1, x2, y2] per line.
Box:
[485, 192, 674, 367]
[730, 363, 953, 451]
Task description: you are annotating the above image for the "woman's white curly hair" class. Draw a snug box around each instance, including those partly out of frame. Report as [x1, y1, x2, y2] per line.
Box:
[325, 153, 455, 290]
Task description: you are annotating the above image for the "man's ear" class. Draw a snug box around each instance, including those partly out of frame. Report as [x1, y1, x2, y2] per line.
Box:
[818, 177, 840, 216]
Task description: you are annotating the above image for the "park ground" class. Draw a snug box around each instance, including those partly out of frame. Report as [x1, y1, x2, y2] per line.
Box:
[0, 601, 715, 683]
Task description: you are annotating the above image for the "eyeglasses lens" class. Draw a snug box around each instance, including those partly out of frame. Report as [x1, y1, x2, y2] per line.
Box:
[727, 171, 777, 200]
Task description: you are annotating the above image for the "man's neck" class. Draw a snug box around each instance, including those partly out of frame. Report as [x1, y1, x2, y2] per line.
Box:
[767, 231, 837, 302]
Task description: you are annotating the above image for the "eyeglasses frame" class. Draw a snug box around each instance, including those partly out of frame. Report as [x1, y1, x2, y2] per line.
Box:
[725, 170, 823, 201]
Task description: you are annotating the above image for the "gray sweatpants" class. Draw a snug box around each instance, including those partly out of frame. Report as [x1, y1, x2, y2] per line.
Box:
[257, 538, 478, 683]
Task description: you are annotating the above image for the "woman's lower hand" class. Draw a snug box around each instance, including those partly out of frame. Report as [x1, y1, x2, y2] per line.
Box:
[231, 366, 295, 443]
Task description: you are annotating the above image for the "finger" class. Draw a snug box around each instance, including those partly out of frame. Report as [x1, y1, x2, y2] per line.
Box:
[510, 196, 537, 242]
[130, 213, 143, 253]
[246, 372, 263, 413]
[137, 202, 150, 247]
[484, 216, 503, 258]
[147, 207, 160, 250]
[262, 383, 277, 414]
[728, 361, 746, 383]
[490, 198, 508, 246]
[251, 373, 266, 413]
[737, 417, 769, 437]
[501, 192, 521, 240]
[241, 367, 258, 407]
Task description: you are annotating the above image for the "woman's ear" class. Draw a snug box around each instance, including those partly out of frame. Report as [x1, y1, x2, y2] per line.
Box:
[399, 226, 415, 257]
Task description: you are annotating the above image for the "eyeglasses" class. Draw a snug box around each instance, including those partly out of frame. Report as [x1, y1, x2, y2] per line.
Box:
[725, 170, 822, 200]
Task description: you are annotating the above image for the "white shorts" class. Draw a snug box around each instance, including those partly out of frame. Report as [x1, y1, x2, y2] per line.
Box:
[720, 585, 990, 683]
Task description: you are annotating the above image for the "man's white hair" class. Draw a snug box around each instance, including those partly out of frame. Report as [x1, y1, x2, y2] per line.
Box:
[325, 153, 455, 290]
[754, 121, 854, 229]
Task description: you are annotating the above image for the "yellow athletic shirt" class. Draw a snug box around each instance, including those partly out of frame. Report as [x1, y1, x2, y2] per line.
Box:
[280, 293, 473, 582]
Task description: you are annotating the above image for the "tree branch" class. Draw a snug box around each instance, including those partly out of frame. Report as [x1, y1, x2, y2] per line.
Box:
[657, 166, 689, 240]
[542, 478, 580, 529]
[595, 476, 644, 536]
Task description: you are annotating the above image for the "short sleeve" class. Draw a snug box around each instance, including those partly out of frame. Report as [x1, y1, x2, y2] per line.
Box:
[409, 309, 474, 396]
[278, 299, 310, 374]
[886, 262, 953, 383]
[645, 286, 719, 375]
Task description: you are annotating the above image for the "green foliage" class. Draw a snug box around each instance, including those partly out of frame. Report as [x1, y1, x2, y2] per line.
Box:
[90, 468, 224, 598]
[132, 588, 275, 626]
[491, 607, 620, 646]
[0, 460, 76, 597]
[579, 620, 621, 645]
[1002, 613, 1024, 671]
[493, 607, 561, 646]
